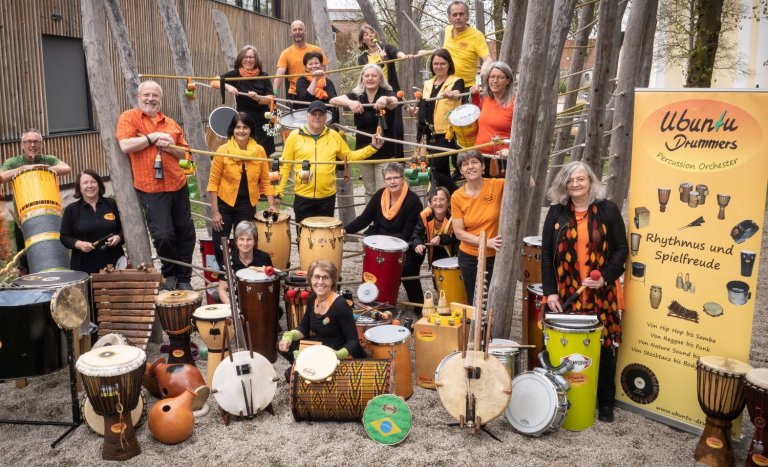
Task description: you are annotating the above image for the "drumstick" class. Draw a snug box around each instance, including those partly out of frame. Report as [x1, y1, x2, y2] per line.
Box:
[487, 343, 537, 349]
[560, 270, 602, 310]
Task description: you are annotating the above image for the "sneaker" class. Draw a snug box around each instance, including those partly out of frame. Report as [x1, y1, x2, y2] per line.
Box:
[176, 280, 193, 291]
[161, 276, 177, 291]
[598, 404, 614, 422]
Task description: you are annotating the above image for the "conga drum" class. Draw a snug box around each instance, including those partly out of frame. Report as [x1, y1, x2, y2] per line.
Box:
[362, 235, 408, 306]
[431, 257, 467, 305]
[254, 211, 291, 270]
[298, 217, 344, 275]
[192, 304, 233, 386]
[525, 283, 545, 371]
[76, 345, 146, 461]
[155, 290, 202, 364]
[236, 268, 279, 362]
[447, 104, 480, 148]
[365, 325, 413, 399]
[521, 236, 542, 284]
[543, 316, 603, 431]
[745, 368, 768, 467]
[695, 356, 752, 467]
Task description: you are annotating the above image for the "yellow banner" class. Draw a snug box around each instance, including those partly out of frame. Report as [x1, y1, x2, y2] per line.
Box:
[617, 90, 768, 434]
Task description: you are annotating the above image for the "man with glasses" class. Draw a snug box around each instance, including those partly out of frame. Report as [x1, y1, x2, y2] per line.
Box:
[1, 128, 71, 272]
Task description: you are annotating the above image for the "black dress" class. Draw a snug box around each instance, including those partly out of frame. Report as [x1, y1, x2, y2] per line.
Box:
[60, 197, 124, 274]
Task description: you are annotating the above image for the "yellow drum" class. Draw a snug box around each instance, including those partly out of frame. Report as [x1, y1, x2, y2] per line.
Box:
[432, 257, 467, 305]
[192, 304, 233, 386]
[11, 166, 62, 221]
[298, 216, 344, 275]
[448, 104, 480, 149]
[543, 316, 603, 431]
[254, 211, 291, 270]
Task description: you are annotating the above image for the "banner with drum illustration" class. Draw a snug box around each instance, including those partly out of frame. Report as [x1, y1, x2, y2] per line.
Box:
[616, 90, 768, 435]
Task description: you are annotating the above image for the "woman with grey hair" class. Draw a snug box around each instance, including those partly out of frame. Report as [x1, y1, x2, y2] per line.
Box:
[330, 64, 404, 202]
[217, 220, 273, 305]
[470, 60, 515, 178]
[541, 160, 628, 423]
[345, 162, 424, 309]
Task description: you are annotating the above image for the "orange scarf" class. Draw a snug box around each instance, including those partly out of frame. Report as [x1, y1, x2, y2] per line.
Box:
[313, 75, 329, 100]
[381, 188, 408, 221]
[239, 67, 261, 77]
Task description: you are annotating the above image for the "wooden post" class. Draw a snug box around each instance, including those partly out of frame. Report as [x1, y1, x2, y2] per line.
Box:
[211, 9, 237, 69]
[80, 0, 152, 266]
[396, 0, 423, 143]
[498, 0, 528, 75]
[475, 0, 486, 35]
[104, 0, 140, 108]
[489, 0, 555, 340]
[156, 0, 212, 229]
[606, 1, 659, 209]
[356, 0, 385, 36]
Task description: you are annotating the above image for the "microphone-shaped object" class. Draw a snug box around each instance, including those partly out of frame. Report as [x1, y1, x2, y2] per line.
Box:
[560, 270, 602, 310]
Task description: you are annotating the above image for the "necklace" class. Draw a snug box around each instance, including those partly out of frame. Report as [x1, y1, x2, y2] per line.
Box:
[575, 211, 588, 223]
[238, 253, 252, 265]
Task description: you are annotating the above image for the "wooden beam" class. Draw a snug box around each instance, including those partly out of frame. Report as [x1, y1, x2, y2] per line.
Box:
[498, 0, 528, 75]
[104, 0, 140, 108]
[211, 9, 237, 70]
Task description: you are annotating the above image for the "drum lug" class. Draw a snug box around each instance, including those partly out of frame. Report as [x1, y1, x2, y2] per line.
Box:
[330, 237, 336, 249]
[560, 337, 568, 348]
[308, 229, 314, 249]
[258, 293, 264, 300]
[376, 255, 384, 265]
[583, 338, 591, 347]
[265, 229, 272, 242]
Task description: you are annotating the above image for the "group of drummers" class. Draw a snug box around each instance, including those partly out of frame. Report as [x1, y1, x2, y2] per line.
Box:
[0, 1, 637, 458]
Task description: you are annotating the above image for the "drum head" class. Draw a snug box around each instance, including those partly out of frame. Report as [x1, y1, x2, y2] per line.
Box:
[279, 109, 332, 130]
[254, 211, 290, 224]
[746, 368, 768, 389]
[698, 356, 752, 376]
[357, 282, 379, 304]
[93, 333, 129, 349]
[432, 257, 460, 269]
[115, 256, 129, 270]
[76, 345, 146, 376]
[363, 235, 408, 252]
[235, 268, 272, 282]
[301, 216, 343, 228]
[489, 338, 521, 357]
[448, 104, 480, 126]
[156, 290, 201, 306]
[212, 350, 276, 415]
[294, 345, 338, 382]
[13, 270, 89, 288]
[544, 318, 601, 332]
[51, 285, 88, 330]
[209, 106, 238, 138]
[365, 325, 410, 345]
[522, 236, 542, 247]
[506, 371, 561, 435]
[363, 394, 412, 445]
[193, 304, 231, 321]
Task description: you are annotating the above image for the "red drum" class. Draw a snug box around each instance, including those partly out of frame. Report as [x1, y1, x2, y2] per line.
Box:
[198, 238, 219, 304]
[236, 268, 279, 362]
[525, 283, 545, 371]
[362, 235, 408, 306]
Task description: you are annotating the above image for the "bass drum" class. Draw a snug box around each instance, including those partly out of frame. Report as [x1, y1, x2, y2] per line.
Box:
[506, 368, 569, 436]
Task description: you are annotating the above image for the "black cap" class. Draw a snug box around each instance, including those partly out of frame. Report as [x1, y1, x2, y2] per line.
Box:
[307, 100, 327, 114]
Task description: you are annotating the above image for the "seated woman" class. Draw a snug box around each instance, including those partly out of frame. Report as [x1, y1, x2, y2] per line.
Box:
[218, 221, 272, 305]
[295, 51, 340, 124]
[60, 169, 124, 274]
[410, 187, 457, 266]
[278, 260, 365, 367]
[345, 163, 423, 308]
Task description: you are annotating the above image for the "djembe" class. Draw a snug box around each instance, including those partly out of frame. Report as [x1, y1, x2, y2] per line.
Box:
[155, 290, 202, 364]
[745, 368, 768, 467]
[717, 194, 731, 220]
[658, 188, 671, 212]
[695, 356, 752, 467]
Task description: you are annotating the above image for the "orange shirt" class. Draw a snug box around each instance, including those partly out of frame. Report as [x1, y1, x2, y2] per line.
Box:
[576, 211, 589, 308]
[451, 178, 504, 257]
[476, 96, 513, 154]
[277, 43, 327, 95]
[116, 108, 188, 193]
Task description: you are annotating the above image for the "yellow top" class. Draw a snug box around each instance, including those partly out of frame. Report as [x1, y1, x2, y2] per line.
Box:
[442, 25, 490, 86]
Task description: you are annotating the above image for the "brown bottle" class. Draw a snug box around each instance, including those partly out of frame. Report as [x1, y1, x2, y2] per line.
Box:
[147, 358, 208, 410]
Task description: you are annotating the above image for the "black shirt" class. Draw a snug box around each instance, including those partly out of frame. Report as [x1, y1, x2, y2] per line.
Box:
[296, 294, 359, 353]
[345, 188, 422, 242]
[345, 89, 404, 160]
[295, 77, 340, 124]
[60, 197, 124, 274]
[229, 248, 273, 274]
[220, 69, 273, 134]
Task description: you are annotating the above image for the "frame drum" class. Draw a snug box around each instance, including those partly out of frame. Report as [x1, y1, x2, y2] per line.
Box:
[294, 344, 339, 383]
[208, 106, 238, 138]
[298, 216, 344, 275]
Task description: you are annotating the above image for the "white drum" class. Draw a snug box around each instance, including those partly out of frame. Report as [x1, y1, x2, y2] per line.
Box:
[82, 392, 146, 436]
[506, 368, 570, 436]
[212, 350, 277, 416]
[294, 344, 339, 383]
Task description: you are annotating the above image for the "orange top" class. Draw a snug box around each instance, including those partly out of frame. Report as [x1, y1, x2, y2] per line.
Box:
[451, 178, 504, 257]
[476, 96, 513, 154]
[576, 210, 589, 308]
[277, 43, 327, 95]
[116, 108, 188, 192]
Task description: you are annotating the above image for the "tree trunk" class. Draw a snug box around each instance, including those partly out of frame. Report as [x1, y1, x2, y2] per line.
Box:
[489, 0, 555, 340]
[498, 0, 528, 75]
[211, 9, 237, 69]
[80, 0, 152, 265]
[606, 0, 659, 209]
[493, 0, 510, 46]
[524, 0, 578, 237]
[156, 0, 212, 232]
[104, 0, 140, 108]
[356, 0, 385, 36]
[685, 0, 724, 88]
[396, 0, 422, 147]
[475, 0, 486, 35]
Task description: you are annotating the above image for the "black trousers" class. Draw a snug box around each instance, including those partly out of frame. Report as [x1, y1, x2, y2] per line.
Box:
[401, 249, 425, 311]
[212, 201, 255, 267]
[293, 194, 335, 238]
[458, 250, 496, 305]
[597, 346, 617, 407]
[138, 186, 196, 280]
[278, 338, 366, 364]
[428, 134, 459, 193]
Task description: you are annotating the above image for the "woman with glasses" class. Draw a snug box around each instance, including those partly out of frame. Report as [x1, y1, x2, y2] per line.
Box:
[217, 221, 273, 306]
[345, 163, 424, 309]
[471, 60, 515, 178]
[541, 161, 627, 422]
[211, 45, 277, 155]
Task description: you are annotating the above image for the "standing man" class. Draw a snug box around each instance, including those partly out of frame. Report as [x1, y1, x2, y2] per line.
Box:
[273, 20, 328, 100]
[1, 128, 71, 273]
[443, 1, 493, 89]
[116, 80, 195, 291]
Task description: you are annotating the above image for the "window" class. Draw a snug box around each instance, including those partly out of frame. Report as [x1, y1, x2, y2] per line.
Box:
[215, 0, 281, 19]
[42, 36, 92, 133]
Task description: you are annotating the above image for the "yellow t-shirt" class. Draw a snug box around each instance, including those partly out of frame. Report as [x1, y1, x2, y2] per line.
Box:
[442, 25, 490, 86]
[277, 43, 327, 95]
[451, 177, 504, 257]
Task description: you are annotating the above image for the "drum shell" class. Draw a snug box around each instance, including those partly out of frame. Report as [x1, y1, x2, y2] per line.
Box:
[431, 257, 467, 305]
[12, 167, 62, 221]
[20, 212, 70, 273]
[543, 320, 603, 431]
[362, 236, 408, 306]
[254, 212, 292, 270]
[237, 276, 280, 362]
[82, 392, 146, 436]
[744, 369, 768, 423]
[521, 236, 542, 285]
[489, 338, 525, 380]
[696, 358, 750, 419]
[155, 291, 202, 364]
[0, 288, 65, 379]
[298, 217, 344, 275]
[80, 364, 146, 416]
[365, 325, 413, 399]
[290, 359, 392, 422]
[506, 370, 568, 436]
[525, 283, 544, 371]
[192, 305, 233, 386]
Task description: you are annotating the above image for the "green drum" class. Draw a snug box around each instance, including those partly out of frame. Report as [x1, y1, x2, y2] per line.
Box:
[363, 394, 412, 445]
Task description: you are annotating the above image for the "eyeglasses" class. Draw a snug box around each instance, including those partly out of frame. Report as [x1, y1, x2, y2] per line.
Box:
[488, 75, 509, 82]
[567, 176, 589, 186]
[312, 274, 332, 282]
[384, 176, 402, 182]
[22, 140, 42, 145]
[243, 56, 256, 61]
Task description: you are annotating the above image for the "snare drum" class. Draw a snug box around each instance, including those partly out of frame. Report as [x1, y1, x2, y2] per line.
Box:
[236, 268, 280, 362]
[76, 345, 146, 461]
[521, 236, 542, 284]
[298, 217, 344, 275]
[294, 344, 339, 382]
[362, 235, 408, 306]
[695, 356, 752, 466]
[506, 368, 569, 436]
[365, 325, 413, 399]
[254, 211, 291, 270]
[543, 317, 603, 431]
[290, 359, 392, 422]
[448, 104, 480, 148]
[525, 283, 545, 370]
[155, 290, 202, 364]
[82, 392, 146, 436]
[745, 368, 768, 467]
[192, 304, 233, 386]
[432, 257, 467, 305]
[283, 273, 311, 331]
[489, 338, 525, 380]
[363, 394, 412, 445]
